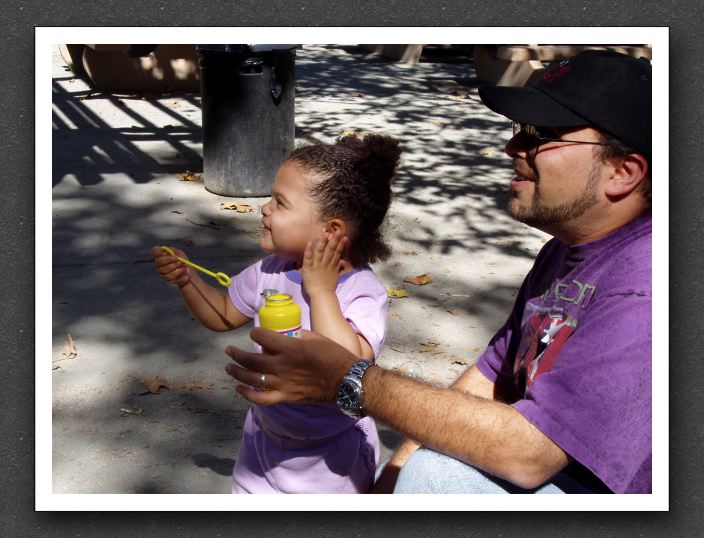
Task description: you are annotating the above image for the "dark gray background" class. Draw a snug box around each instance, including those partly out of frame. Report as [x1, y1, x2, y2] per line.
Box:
[2, 0, 699, 536]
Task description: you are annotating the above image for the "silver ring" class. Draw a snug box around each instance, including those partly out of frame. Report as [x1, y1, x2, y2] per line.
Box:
[259, 373, 266, 389]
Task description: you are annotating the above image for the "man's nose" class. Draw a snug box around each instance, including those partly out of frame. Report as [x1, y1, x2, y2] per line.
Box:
[505, 133, 529, 159]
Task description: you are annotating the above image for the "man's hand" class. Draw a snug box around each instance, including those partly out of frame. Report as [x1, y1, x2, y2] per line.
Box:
[301, 233, 347, 298]
[224, 328, 358, 405]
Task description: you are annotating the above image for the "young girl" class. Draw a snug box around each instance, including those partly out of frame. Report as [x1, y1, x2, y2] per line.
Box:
[151, 132, 401, 493]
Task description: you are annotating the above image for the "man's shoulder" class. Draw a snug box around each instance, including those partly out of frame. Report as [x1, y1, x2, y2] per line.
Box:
[599, 214, 652, 278]
[582, 215, 652, 297]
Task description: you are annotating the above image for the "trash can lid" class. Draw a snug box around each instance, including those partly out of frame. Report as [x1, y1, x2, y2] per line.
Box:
[197, 44, 297, 53]
[248, 44, 298, 52]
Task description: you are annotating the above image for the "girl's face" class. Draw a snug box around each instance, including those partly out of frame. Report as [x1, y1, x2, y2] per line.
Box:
[260, 161, 324, 263]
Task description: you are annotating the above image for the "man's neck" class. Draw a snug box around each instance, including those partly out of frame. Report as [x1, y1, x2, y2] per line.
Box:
[543, 204, 649, 246]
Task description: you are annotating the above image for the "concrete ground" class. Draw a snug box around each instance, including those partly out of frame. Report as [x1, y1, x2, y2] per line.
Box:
[50, 44, 548, 494]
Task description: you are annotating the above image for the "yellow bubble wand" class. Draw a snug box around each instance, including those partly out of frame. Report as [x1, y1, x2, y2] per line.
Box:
[160, 245, 232, 287]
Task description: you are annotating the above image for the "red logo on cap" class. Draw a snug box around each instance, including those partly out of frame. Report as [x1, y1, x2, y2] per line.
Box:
[542, 64, 571, 83]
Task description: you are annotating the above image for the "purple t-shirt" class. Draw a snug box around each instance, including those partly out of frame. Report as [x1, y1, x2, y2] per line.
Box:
[228, 254, 389, 439]
[476, 212, 652, 493]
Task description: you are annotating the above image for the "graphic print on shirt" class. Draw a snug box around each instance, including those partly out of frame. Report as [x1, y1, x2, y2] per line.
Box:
[513, 278, 597, 391]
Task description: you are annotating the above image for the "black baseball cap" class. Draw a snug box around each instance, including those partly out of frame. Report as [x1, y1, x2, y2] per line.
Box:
[478, 50, 652, 156]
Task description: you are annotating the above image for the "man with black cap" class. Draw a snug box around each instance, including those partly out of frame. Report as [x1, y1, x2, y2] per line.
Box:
[224, 50, 652, 494]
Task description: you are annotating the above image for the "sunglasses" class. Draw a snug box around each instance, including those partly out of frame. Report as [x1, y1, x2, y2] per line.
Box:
[512, 122, 612, 155]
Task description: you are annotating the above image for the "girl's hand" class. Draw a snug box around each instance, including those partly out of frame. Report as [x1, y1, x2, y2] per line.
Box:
[150, 246, 192, 288]
[301, 233, 348, 298]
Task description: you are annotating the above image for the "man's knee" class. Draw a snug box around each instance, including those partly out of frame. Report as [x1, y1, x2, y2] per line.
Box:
[394, 448, 506, 494]
[394, 448, 442, 493]
[393, 448, 539, 494]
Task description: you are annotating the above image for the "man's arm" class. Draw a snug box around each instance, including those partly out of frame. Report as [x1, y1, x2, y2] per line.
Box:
[372, 364, 495, 493]
[225, 329, 568, 490]
[450, 362, 497, 399]
[362, 365, 568, 490]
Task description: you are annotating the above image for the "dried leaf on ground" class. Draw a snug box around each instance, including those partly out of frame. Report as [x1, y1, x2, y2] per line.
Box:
[178, 170, 202, 182]
[220, 203, 254, 213]
[62, 333, 77, 359]
[447, 309, 459, 316]
[186, 218, 223, 230]
[418, 340, 441, 353]
[170, 210, 183, 214]
[404, 273, 432, 286]
[138, 375, 213, 395]
[480, 148, 495, 156]
[167, 381, 187, 390]
[451, 356, 468, 366]
[119, 407, 143, 416]
[183, 239, 196, 247]
[52, 364, 60, 370]
[387, 287, 409, 298]
[139, 376, 171, 395]
[188, 378, 214, 391]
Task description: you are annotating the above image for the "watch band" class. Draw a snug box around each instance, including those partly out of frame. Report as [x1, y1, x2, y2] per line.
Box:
[336, 359, 374, 418]
[348, 359, 373, 381]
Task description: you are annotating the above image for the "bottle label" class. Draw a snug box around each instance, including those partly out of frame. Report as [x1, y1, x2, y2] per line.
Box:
[278, 325, 302, 338]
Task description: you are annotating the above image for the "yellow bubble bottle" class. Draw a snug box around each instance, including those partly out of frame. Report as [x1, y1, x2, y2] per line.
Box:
[258, 290, 302, 338]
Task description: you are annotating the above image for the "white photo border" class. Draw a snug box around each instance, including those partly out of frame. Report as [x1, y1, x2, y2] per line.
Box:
[37, 26, 669, 511]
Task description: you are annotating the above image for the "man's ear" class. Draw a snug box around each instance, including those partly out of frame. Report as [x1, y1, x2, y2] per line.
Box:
[604, 153, 649, 199]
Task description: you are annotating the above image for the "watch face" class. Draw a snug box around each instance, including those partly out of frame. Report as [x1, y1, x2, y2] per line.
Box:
[336, 383, 358, 411]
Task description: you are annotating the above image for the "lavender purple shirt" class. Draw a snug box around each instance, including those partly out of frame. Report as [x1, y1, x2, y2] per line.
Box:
[477, 212, 652, 493]
[227, 255, 388, 493]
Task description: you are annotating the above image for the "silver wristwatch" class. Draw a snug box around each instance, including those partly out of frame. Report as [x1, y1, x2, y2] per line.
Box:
[335, 359, 374, 418]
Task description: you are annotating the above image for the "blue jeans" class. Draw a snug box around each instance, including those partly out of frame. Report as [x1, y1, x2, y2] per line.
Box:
[389, 448, 595, 494]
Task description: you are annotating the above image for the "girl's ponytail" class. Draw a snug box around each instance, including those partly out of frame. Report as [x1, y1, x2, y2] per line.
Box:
[287, 132, 402, 266]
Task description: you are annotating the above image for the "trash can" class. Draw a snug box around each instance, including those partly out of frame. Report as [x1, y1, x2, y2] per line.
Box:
[197, 44, 297, 196]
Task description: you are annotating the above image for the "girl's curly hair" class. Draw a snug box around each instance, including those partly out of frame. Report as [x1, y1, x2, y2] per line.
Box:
[286, 132, 401, 266]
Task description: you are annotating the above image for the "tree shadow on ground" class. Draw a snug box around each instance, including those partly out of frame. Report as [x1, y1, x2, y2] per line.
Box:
[50, 44, 545, 493]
